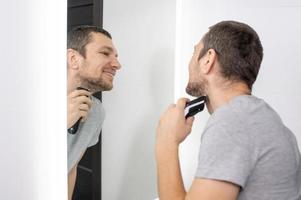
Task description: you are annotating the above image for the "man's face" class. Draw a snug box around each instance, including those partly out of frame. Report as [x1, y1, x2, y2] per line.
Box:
[78, 32, 121, 92]
[186, 40, 207, 97]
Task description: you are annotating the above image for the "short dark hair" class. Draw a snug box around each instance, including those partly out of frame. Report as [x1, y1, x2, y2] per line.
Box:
[199, 21, 263, 90]
[67, 25, 112, 57]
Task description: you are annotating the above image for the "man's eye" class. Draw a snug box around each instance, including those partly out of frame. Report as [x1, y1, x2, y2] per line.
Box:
[100, 52, 110, 56]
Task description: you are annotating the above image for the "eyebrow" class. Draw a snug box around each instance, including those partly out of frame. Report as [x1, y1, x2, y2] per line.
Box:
[100, 46, 113, 52]
[99, 46, 118, 57]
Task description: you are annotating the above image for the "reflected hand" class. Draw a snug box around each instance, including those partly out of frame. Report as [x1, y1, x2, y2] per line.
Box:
[67, 89, 92, 129]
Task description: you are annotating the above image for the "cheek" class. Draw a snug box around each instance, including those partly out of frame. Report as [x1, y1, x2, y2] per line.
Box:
[188, 61, 194, 76]
[188, 61, 198, 79]
[96, 60, 110, 71]
[87, 62, 105, 75]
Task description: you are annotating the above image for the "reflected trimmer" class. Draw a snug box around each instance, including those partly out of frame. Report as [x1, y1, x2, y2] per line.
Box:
[68, 87, 90, 134]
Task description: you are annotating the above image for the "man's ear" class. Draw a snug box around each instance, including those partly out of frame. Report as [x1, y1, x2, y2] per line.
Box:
[67, 49, 81, 70]
[200, 49, 217, 74]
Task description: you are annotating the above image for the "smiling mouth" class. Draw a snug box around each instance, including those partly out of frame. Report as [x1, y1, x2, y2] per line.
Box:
[103, 70, 116, 78]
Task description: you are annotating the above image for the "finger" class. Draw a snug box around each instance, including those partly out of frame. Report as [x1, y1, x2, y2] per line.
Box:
[159, 103, 175, 119]
[186, 116, 195, 126]
[176, 98, 190, 109]
[81, 116, 88, 122]
[69, 89, 92, 98]
[79, 110, 89, 120]
[76, 96, 92, 107]
[79, 103, 90, 112]
[165, 103, 176, 114]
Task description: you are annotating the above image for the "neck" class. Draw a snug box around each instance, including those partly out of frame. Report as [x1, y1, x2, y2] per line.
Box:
[206, 82, 251, 114]
[67, 70, 80, 94]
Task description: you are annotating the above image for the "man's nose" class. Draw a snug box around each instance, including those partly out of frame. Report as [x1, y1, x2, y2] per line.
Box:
[111, 57, 121, 69]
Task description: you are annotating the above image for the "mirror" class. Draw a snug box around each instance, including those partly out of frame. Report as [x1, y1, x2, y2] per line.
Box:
[67, 0, 103, 199]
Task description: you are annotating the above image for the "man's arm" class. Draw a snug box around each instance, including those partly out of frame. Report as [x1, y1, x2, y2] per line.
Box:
[186, 178, 239, 200]
[156, 142, 185, 200]
[156, 98, 240, 200]
[68, 151, 86, 200]
[156, 140, 239, 200]
[68, 164, 77, 200]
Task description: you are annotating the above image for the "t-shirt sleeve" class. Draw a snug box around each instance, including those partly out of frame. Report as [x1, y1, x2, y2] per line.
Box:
[195, 121, 256, 188]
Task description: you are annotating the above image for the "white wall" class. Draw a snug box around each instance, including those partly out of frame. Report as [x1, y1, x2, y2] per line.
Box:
[102, 0, 176, 199]
[0, 1, 67, 199]
[176, 0, 301, 189]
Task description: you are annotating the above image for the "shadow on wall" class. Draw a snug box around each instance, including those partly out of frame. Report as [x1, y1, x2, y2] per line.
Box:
[117, 114, 158, 199]
[117, 48, 174, 199]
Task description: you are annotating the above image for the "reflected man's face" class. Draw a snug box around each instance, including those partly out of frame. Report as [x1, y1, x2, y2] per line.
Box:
[78, 32, 121, 92]
[186, 40, 207, 97]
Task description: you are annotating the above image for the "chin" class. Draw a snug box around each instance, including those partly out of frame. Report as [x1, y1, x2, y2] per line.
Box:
[101, 83, 113, 91]
[92, 79, 113, 91]
[104, 86, 113, 91]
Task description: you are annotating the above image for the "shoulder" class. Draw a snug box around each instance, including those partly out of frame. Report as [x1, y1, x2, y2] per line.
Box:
[91, 96, 103, 107]
[206, 95, 278, 130]
[202, 95, 264, 145]
[90, 96, 106, 118]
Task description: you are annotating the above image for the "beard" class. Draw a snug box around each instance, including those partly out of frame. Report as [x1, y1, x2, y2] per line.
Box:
[78, 74, 113, 93]
[186, 78, 207, 97]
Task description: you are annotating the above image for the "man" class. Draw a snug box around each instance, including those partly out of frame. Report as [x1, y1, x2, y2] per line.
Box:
[67, 25, 121, 199]
[156, 21, 301, 200]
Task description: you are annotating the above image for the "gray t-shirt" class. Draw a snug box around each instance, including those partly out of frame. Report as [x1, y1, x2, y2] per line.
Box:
[67, 96, 105, 172]
[196, 95, 301, 200]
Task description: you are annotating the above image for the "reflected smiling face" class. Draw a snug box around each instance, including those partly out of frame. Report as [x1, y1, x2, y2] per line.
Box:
[186, 40, 207, 97]
[78, 32, 121, 92]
